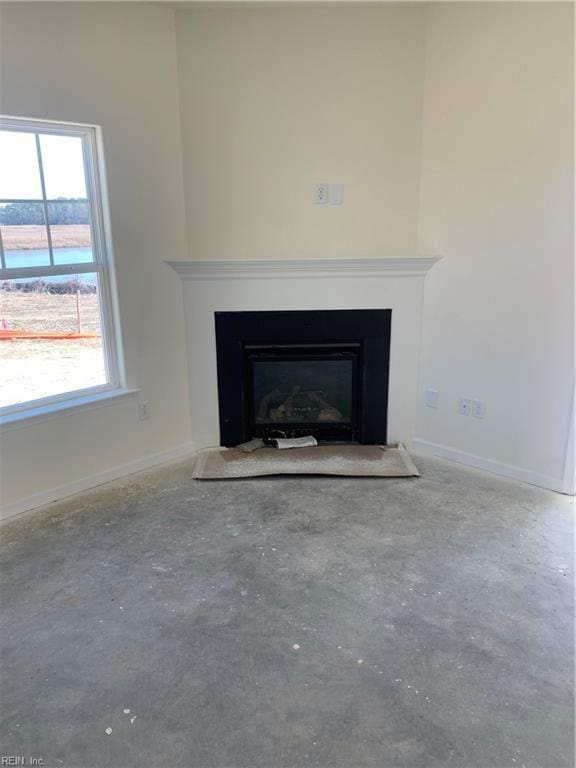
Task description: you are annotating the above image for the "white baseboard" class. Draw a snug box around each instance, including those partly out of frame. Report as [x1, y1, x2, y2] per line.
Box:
[3, 437, 570, 521]
[412, 438, 571, 495]
[1, 441, 198, 522]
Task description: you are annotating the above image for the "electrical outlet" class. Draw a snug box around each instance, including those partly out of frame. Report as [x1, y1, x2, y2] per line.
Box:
[314, 184, 329, 204]
[472, 399, 486, 419]
[425, 389, 439, 408]
[458, 397, 472, 416]
[138, 402, 150, 421]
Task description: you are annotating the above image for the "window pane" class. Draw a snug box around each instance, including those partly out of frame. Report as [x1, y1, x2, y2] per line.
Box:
[0, 202, 51, 269]
[0, 273, 107, 408]
[0, 130, 42, 199]
[48, 201, 93, 265]
[39, 133, 87, 200]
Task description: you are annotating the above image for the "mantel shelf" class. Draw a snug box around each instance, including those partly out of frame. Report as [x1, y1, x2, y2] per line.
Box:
[166, 256, 442, 281]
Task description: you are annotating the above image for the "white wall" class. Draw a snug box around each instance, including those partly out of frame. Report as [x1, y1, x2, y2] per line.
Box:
[175, 4, 427, 260]
[0, 2, 193, 512]
[415, 2, 575, 493]
[1, 2, 573, 513]
[175, 1, 574, 492]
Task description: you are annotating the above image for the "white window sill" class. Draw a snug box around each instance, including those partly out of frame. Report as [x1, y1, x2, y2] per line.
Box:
[0, 387, 140, 432]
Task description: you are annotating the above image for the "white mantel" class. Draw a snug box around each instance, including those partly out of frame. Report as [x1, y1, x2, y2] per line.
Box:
[168, 257, 440, 449]
[167, 257, 440, 280]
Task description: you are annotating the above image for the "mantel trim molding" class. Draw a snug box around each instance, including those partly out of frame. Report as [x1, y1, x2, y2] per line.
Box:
[166, 257, 441, 281]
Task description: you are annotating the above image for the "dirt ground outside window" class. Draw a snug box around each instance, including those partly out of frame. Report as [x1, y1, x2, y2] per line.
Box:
[0, 290, 106, 408]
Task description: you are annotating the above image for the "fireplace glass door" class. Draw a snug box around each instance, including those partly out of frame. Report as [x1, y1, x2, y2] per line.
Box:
[246, 344, 360, 441]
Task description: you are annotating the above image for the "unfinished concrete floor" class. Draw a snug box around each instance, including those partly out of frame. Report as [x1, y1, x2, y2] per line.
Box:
[0, 454, 573, 768]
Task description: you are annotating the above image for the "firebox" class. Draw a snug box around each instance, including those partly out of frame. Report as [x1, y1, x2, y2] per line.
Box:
[247, 343, 360, 441]
[215, 309, 391, 446]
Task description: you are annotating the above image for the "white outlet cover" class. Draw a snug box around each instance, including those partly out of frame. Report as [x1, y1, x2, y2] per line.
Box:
[458, 397, 472, 415]
[425, 389, 439, 408]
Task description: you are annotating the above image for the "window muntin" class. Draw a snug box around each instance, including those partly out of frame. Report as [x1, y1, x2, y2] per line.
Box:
[0, 117, 123, 415]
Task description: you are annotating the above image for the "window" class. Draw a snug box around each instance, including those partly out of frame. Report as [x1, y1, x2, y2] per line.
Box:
[0, 116, 124, 419]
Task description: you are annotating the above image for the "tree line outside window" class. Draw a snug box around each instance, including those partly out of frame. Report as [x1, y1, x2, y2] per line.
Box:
[0, 200, 90, 225]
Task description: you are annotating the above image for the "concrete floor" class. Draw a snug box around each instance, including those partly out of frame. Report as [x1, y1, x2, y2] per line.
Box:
[0, 454, 573, 768]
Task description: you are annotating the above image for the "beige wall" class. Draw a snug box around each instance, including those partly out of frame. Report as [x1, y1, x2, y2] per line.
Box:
[416, 2, 574, 491]
[0, 2, 193, 509]
[175, 4, 427, 260]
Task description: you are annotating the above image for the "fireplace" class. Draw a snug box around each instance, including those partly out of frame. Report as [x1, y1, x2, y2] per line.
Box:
[215, 309, 391, 446]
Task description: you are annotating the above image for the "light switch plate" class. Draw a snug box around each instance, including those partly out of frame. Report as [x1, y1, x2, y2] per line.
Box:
[328, 184, 343, 205]
[472, 399, 486, 419]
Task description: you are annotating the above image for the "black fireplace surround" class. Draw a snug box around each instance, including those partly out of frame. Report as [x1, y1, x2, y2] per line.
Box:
[215, 309, 391, 446]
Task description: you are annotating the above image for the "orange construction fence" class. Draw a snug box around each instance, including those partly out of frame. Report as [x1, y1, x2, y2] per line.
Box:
[0, 329, 101, 340]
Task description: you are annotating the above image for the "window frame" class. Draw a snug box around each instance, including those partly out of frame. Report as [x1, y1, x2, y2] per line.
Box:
[0, 115, 127, 421]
